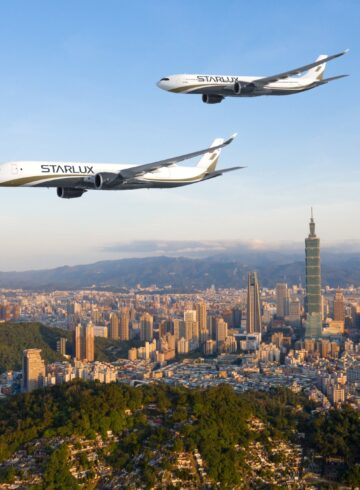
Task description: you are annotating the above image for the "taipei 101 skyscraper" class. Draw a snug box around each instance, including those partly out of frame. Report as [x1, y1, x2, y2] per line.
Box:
[304, 209, 322, 338]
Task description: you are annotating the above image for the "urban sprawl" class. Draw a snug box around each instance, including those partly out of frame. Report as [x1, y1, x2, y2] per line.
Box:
[1, 215, 360, 412]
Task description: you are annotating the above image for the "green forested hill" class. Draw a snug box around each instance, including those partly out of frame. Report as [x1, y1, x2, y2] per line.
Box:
[0, 323, 140, 373]
[0, 383, 358, 488]
[0, 323, 71, 372]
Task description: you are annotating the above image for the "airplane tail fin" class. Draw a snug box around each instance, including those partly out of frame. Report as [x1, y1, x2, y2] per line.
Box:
[302, 54, 327, 81]
[196, 137, 224, 172]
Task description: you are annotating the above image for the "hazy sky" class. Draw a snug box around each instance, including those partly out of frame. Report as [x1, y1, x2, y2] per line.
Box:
[0, 0, 359, 270]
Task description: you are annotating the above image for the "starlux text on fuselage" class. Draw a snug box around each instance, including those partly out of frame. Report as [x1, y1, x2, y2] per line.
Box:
[40, 164, 95, 174]
[196, 75, 240, 83]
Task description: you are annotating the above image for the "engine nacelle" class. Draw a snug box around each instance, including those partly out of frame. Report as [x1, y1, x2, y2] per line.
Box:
[94, 172, 119, 190]
[202, 94, 224, 104]
[57, 187, 86, 199]
[234, 81, 241, 95]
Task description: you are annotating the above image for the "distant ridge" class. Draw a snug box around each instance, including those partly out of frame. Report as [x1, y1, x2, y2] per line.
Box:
[0, 252, 360, 290]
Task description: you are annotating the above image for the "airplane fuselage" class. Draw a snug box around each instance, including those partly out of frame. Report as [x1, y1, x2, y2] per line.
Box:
[157, 73, 318, 97]
[0, 134, 241, 198]
[0, 160, 210, 190]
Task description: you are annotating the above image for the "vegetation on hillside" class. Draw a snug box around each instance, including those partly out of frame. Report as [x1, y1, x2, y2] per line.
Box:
[0, 323, 69, 372]
[0, 382, 358, 488]
[0, 323, 141, 373]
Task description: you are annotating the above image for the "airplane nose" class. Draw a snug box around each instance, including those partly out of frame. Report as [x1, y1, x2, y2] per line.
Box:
[157, 77, 170, 90]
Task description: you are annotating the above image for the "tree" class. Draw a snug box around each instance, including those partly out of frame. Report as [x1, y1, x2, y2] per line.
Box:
[42, 444, 80, 490]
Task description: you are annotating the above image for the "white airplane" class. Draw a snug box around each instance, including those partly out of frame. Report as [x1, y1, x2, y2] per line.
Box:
[0, 134, 242, 198]
[157, 50, 349, 104]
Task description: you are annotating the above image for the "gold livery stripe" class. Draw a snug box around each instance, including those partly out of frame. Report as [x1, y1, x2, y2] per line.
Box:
[169, 83, 222, 93]
[2, 174, 87, 187]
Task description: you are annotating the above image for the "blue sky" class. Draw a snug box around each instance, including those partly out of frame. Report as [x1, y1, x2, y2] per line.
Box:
[0, 0, 358, 269]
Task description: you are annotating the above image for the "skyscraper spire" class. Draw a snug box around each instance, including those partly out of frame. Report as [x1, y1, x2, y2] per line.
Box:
[305, 210, 322, 338]
[246, 272, 261, 333]
[309, 207, 316, 237]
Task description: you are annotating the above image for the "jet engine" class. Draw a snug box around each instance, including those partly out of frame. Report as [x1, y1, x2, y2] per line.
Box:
[202, 94, 224, 104]
[57, 187, 86, 199]
[94, 172, 119, 190]
[234, 82, 241, 95]
[234, 82, 255, 95]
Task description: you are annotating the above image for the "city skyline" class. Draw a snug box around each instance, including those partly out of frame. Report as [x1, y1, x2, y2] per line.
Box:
[0, 1, 358, 269]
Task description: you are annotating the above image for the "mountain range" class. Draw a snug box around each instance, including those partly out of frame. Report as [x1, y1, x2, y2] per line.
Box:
[0, 249, 360, 290]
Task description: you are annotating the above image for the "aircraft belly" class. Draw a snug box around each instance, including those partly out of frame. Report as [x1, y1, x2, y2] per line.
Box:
[33, 177, 88, 188]
[196, 84, 314, 97]
[1, 174, 92, 188]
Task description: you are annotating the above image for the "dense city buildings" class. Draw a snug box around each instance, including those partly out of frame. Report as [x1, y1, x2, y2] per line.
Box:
[0, 280, 359, 413]
[1, 211, 360, 414]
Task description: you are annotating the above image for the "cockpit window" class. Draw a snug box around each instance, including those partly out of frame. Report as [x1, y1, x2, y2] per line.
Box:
[160, 77, 170, 81]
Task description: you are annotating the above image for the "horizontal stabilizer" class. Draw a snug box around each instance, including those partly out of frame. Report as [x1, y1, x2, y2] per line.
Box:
[253, 49, 349, 87]
[316, 74, 349, 85]
[204, 166, 245, 180]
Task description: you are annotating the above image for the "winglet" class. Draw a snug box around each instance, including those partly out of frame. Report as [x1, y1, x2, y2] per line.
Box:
[224, 133, 237, 146]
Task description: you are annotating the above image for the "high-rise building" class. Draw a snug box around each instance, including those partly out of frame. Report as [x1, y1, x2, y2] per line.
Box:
[333, 290, 345, 322]
[74, 323, 82, 361]
[207, 316, 216, 340]
[246, 272, 261, 333]
[119, 311, 130, 341]
[85, 322, 95, 362]
[172, 319, 181, 340]
[177, 337, 189, 354]
[73, 322, 95, 362]
[232, 307, 242, 328]
[215, 318, 228, 348]
[22, 349, 46, 393]
[320, 339, 331, 359]
[180, 320, 193, 341]
[140, 313, 153, 341]
[203, 339, 216, 355]
[304, 210, 322, 338]
[286, 299, 301, 326]
[196, 301, 207, 327]
[109, 313, 119, 340]
[276, 283, 289, 318]
[128, 347, 137, 361]
[56, 337, 67, 356]
[93, 325, 108, 338]
[184, 310, 197, 322]
[305, 209, 321, 315]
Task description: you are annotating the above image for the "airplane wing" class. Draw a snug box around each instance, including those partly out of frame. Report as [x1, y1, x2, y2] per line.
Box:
[119, 133, 237, 180]
[94, 134, 237, 189]
[249, 49, 348, 87]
